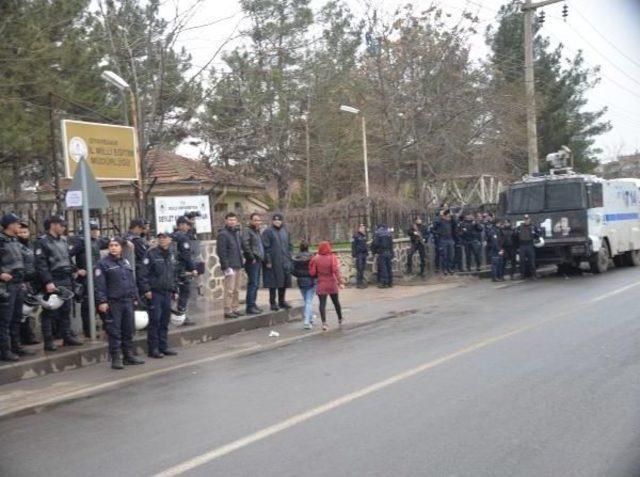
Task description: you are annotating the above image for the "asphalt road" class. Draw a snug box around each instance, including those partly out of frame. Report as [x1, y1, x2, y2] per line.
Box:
[2, 269, 640, 477]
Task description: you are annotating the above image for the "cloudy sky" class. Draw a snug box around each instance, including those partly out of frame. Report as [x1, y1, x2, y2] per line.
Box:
[159, 0, 640, 162]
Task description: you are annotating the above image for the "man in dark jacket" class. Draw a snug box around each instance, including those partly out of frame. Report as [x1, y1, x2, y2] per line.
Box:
[434, 210, 456, 275]
[139, 232, 179, 358]
[371, 224, 394, 288]
[515, 215, 541, 279]
[17, 222, 40, 345]
[242, 212, 264, 315]
[216, 212, 244, 319]
[35, 216, 83, 351]
[459, 214, 483, 272]
[500, 220, 517, 279]
[125, 219, 149, 285]
[262, 213, 293, 311]
[94, 236, 144, 369]
[351, 224, 369, 288]
[487, 221, 505, 282]
[406, 218, 427, 277]
[172, 216, 198, 325]
[70, 220, 108, 338]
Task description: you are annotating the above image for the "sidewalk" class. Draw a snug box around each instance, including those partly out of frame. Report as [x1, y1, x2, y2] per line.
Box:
[0, 279, 465, 420]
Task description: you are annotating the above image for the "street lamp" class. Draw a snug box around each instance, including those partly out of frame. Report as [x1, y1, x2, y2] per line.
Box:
[340, 104, 371, 230]
[101, 70, 143, 206]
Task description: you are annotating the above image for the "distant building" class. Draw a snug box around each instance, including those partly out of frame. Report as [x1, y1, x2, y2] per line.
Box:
[597, 152, 640, 179]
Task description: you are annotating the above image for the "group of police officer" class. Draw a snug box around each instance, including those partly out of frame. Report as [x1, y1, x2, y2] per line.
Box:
[0, 212, 202, 369]
[350, 208, 541, 288]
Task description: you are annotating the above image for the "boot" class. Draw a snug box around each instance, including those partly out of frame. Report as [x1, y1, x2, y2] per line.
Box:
[63, 335, 84, 346]
[1, 350, 20, 362]
[123, 353, 145, 365]
[44, 340, 58, 352]
[111, 354, 124, 370]
[278, 302, 292, 310]
[12, 342, 36, 357]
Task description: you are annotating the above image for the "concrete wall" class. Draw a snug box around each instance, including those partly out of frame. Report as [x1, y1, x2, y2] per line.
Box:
[197, 238, 433, 302]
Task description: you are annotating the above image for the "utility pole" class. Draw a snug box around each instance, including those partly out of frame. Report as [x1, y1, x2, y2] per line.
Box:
[303, 114, 311, 240]
[48, 92, 62, 212]
[521, 0, 564, 175]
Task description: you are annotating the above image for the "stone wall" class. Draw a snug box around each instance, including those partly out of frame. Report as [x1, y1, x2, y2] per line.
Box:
[197, 238, 435, 301]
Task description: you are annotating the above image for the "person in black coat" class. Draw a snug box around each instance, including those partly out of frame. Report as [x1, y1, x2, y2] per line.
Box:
[406, 218, 427, 277]
[515, 215, 541, 279]
[261, 213, 293, 311]
[242, 213, 265, 315]
[500, 220, 517, 279]
[351, 224, 369, 288]
[292, 241, 316, 329]
[216, 212, 244, 319]
[371, 224, 394, 288]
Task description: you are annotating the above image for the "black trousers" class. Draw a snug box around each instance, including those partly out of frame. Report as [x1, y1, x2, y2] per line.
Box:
[103, 298, 135, 357]
[501, 247, 517, 277]
[377, 253, 393, 285]
[464, 241, 482, 271]
[177, 277, 191, 313]
[318, 294, 343, 323]
[0, 282, 22, 352]
[355, 254, 367, 284]
[519, 244, 536, 278]
[269, 287, 287, 305]
[41, 297, 72, 343]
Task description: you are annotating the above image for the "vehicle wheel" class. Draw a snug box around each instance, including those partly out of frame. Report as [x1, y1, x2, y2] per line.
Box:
[625, 250, 640, 267]
[590, 245, 609, 274]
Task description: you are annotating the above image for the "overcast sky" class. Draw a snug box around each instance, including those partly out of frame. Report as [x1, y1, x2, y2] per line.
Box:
[159, 0, 640, 162]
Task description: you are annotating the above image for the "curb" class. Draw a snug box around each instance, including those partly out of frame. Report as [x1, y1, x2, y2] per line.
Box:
[0, 307, 301, 386]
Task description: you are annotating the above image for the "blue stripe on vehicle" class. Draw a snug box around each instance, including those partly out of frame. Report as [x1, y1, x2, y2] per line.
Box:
[603, 213, 640, 221]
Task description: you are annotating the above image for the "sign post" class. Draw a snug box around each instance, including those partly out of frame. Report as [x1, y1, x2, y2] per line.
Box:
[79, 158, 98, 342]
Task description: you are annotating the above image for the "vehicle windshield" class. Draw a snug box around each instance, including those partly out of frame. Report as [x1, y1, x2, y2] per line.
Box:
[508, 181, 585, 213]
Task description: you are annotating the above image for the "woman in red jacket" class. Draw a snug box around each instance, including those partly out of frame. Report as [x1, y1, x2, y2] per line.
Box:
[309, 241, 344, 331]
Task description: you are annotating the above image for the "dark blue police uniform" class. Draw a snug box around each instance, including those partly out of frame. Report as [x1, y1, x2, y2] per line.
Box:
[172, 229, 195, 314]
[94, 252, 140, 366]
[351, 231, 369, 286]
[139, 244, 178, 357]
[0, 230, 25, 360]
[371, 226, 394, 287]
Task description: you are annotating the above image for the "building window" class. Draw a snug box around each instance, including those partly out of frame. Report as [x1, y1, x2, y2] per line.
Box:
[214, 203, 228, 212]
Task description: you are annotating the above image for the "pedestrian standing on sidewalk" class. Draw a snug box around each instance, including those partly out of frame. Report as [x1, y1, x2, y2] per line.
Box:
[262, 213, 293, 311]
[292, 240, 316, 330]
[500, 219, 517, 280]
[433, 209, 456, 275]
[310, 241, 344, 331]
[17, 221, 40, 346]
[371, 224, 394, 288]
[351, 224, 369, 288]
[216, 212, 244, 319]
[406, 217, 427, 277]
[94, 237, 145, 370]
[242, 212, 265, 315]
[139, 232, 179, 359]
[515, 215, 540, 280]
[488, 221, 506, 282]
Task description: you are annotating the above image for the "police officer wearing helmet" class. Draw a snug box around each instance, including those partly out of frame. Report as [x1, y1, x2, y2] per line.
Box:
[35, 216, 83, 351]
[0, 214, 33, 361]
[139, 232, 179, 358]
[94, 236, 145, 370]
[172, 216, 197, 324]
[70, 219, 108, 338]
[515, 214, 541, 280]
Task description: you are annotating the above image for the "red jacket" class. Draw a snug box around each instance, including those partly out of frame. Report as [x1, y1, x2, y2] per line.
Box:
[310, 242, 341, 295]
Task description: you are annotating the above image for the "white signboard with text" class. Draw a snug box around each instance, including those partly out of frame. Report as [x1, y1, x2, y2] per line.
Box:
[154, 195, 212, 234]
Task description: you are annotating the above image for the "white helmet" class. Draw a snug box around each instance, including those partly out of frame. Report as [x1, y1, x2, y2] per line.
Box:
[36, 286, 74, 310]
[534, 236, 545, 248]
[134, 310, 149, 331]
[170, 310, 186, 326]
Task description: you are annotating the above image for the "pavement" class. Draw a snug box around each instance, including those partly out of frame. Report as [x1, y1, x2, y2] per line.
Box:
[2, 268, 640, 476]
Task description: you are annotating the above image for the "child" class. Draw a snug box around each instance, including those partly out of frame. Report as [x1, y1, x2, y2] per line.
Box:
[310, 241, 344, 331]
[292, 241, 316, 329]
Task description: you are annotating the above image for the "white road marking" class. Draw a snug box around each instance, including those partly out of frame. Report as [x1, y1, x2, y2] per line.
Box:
[154, 280, 640, 477]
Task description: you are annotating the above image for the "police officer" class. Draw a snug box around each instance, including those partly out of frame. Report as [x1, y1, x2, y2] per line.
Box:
[35, 216, 83, 351]
[0, 214, 30, 361]
[459, 214, 483, 272]
[515, 214, 541, 279]
[351, 224, 369, 288]
[125, 219, 149, 284]
[95, 236, 145, 370]
[500, 219, 517, 280]
[488, 220, 506, 282]
[139, 232, 179, 358]
[371, 224, 394, 288]
[172, 216, 198, 323]
[433, 209, 456, 275]
[406, 218, 427, 277]
[17, 221, 40, 345]
[70, 220, 108, 338]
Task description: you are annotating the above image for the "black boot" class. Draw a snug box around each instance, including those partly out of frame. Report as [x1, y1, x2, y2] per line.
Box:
[270, 303, 279, 311]
[1, 349, 20, 362]
[12, 342, 36, 357]
[111, 354, 124, 370]
[63, 335, 84, 346]
[123, 352, 145, 365]
[44, 340, 58, 352]
[279, 302, 292, 310]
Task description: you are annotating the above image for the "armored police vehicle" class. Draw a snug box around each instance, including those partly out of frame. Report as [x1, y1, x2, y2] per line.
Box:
[498, 148, 640, 274]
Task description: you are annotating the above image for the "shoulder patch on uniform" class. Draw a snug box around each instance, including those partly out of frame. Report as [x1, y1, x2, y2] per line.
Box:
[68, 245, 74, 250]
[95, 268, 101, 276]
[35, 248, 42, 255]
[183, 242, 190, 249]
[143, 258, 149, 265]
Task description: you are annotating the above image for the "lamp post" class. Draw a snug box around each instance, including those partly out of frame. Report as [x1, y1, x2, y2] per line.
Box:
[100, 70, 143, 209]
[340, 105, 371, 230]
